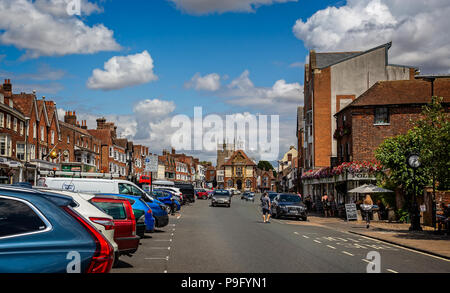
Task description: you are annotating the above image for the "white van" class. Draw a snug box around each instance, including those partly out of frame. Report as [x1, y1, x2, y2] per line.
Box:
[38, 177, 149, 197]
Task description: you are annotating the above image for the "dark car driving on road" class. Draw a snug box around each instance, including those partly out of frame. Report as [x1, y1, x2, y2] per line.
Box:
[271, 193, 307, 221]
[211, 190, 231, 207]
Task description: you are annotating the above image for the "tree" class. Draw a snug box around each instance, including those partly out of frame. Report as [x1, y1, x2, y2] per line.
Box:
[375, 130, 432, 209]
[257, 160, 274, 171]
[414, 96, 450, 191]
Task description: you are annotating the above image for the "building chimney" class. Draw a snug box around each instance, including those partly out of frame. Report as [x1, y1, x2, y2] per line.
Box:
[64, 110, 77, 126]
[81, 120, 88, 130]
[96, 117, 106, 129]
[2, 79, 12, 97]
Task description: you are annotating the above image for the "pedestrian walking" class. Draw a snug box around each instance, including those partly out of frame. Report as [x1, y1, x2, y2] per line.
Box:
[322, 193, 330, 217]
[261, 192, 271, 223]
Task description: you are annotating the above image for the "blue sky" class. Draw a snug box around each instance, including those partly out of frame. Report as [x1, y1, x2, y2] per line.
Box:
[0, 0, 449, 162]
[1, 0, 341, 115]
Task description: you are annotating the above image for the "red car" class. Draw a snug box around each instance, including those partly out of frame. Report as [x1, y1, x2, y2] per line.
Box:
[195, 189, 209, 199]
[90, 196, 140, 261]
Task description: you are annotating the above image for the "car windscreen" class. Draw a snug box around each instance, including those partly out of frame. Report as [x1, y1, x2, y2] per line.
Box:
[214, 191, 230, 197]
[268, 193, 277, 200]
[278, 194, 302, 203]
[92, 201, 127, 220]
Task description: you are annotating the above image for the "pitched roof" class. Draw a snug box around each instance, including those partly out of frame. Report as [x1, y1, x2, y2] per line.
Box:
[336, 78, 450, 115]
[223, 150, 256, 166]
[315, 52, 362, 69]
[11, 93, 37, 118]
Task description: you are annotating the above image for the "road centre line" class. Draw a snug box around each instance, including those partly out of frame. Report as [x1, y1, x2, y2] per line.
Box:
[314, 240, 322, 244]
[302, 235, 310, 239]
[342, 251, 354, 256]
[387, 269, 399, 273]
[327, 245, 336, 250]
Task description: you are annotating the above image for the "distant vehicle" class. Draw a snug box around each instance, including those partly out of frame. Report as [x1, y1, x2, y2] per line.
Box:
[89, 195, 140, 258]
[243, 192, 255, 202]
[271, 193, 307, 221]
[152, 189, 181, 214]
[174, 182, 195, 203]
[211, 189, 231, 208]
[150, 185, 184, 205]
[0, 186, 114, 273]
[195, 188, 208, 200]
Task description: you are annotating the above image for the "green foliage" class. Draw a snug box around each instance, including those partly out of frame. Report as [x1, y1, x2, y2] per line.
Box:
[257, 160, 274, 171]
[414, 96, 450, 190]
[375, 129, 431, 200]
[396, 209, 409, 223]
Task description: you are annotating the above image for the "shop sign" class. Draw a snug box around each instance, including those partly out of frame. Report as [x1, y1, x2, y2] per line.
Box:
[345, 203, 358, 221]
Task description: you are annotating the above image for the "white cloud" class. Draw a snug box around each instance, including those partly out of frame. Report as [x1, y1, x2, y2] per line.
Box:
[87, 51, 158, 90]
[293, 0, 450, 73]
[185, 70, 303, 113]
[34, 0, 103, 18]
[0, 0, 120, 58]
[168, 0, 297, 15]
[185, 73, 221, 91]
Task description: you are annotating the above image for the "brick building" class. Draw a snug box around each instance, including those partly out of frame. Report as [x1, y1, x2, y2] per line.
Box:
[334, 78, 450, 163]
[0, 79, 28, 183]
[59, 111, 101, 172]
[302, 42, 417, 171]
[89, 118, 127, 178]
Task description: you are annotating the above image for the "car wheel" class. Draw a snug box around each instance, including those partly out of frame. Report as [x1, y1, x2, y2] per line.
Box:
[302, 217, 307, 221]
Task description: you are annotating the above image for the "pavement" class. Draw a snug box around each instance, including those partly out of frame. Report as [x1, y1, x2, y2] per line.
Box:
[111, 197, 450, 273]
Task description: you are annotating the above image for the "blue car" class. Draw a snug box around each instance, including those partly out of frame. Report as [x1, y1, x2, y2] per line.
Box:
[99, 193, 156, 232]
[152, 189, 181, 213]
[0, 185, 114, 273]
[100, 193, 169, 229]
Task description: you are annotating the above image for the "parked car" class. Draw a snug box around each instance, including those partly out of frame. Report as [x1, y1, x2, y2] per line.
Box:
[38, 177, 169, 229]
[271, 193, 308, 221]
[174, 182, 195, 203]
[211, 189, 231, 207]
[195, 188, 208, 200]
[133, 209, 146, 238]
[89, 195, 140, 259]
[111, 193, 168, 229]
[35, 188, 119, 259]
[152, 189, 181, 213]
[0, 185, 114, 273]
[143, 185, 185, 205]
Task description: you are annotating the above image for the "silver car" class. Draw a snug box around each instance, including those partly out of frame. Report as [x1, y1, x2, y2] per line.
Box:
[211, 190, 231, 208]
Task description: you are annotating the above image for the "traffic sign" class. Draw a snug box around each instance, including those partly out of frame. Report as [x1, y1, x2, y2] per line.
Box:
[144, 155, 158, 172]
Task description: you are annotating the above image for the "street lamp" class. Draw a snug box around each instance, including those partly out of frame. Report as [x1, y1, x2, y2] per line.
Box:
[407, 153, 422, 231]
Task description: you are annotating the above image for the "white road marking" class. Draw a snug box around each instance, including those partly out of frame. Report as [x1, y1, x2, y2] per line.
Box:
[302, 235, 310, 239]
[294, 232, 299, 235]
[327, 245, 336, 250]
[164, 270, 168, 273]
[149, 247, 170, 250]
[342, 251, 354, 256]
[145, 257, 169, 260]
[177, 216, 181, 219]
[387, 269, 399, 273]
[314, 240, 322, 244]
[155, 239, 172, 242]
[362, 259, 371, 263]
[347, 238, 360, 242]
